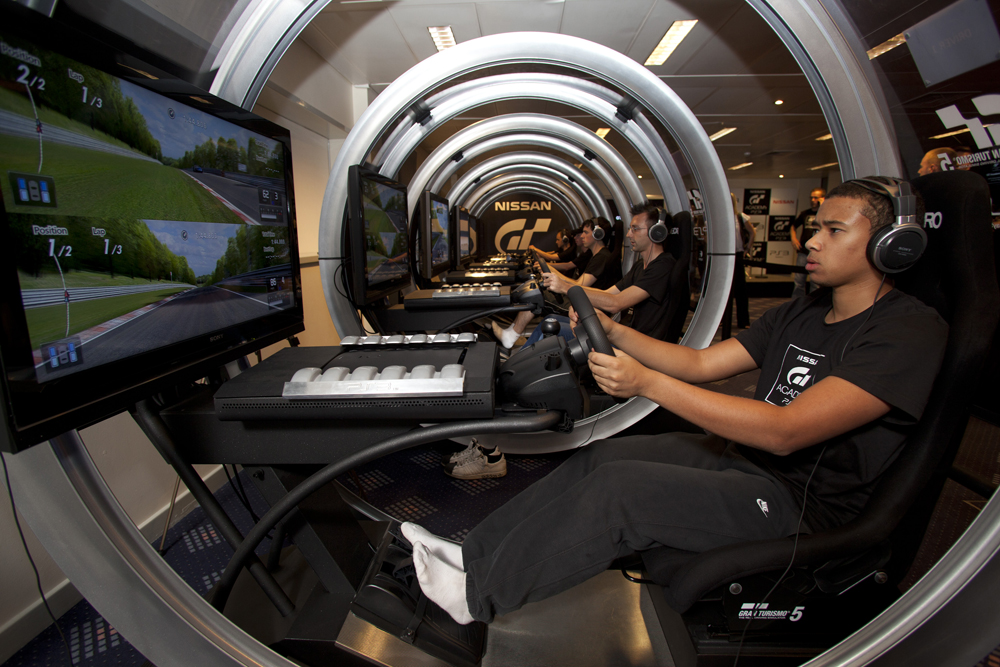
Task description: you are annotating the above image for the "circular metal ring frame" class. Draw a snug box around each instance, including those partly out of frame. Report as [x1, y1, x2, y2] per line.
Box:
[13, 2, 1000, 667]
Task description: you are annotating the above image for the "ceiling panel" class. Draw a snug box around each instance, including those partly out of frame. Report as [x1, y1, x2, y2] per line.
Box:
[558, 0, 658, 53]
[388, 3, 483, 60]
[309, 10, 419, 83]
[475, 1, 565, 34]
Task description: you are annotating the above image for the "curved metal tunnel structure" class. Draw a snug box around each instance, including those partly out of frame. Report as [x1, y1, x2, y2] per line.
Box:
[8, 1, 1000, 667]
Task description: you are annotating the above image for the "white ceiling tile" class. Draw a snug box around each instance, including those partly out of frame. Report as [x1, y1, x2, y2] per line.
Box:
[309, 10, 419, 84]
[474, 1, 564, 34]
[559, 0, 657, 53]
[387, 3, 483, 61]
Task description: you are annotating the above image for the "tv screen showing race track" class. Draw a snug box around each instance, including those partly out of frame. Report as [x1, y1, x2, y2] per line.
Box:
[360, 176, 409, 288]
[0, 31, 296, 384]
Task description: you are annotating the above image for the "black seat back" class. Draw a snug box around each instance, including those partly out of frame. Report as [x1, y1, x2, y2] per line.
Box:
[662, 210, 693, 343]
[642, 170, 999, 611]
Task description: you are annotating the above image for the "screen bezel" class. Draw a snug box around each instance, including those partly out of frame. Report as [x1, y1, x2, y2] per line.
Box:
[469, 214, 485, 261]
[347, 165, 411, 306]
[452, 205, 472, 269]
[422, 191, 452, 279]
[0, 6, 304, 452]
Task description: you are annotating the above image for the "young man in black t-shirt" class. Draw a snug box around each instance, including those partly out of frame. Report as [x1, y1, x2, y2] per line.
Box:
[407, 177, 948, 625]
[493, 217, 621, 348]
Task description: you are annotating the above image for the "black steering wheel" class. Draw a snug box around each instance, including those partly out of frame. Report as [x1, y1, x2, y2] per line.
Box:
[531, 249, 567, 306]
[567, 286, 614, 356]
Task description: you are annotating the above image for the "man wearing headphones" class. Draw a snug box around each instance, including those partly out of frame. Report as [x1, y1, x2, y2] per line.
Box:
[409, 177, 948, 627]
[537, 203, 676, 341]
[493, 217, 620, 348]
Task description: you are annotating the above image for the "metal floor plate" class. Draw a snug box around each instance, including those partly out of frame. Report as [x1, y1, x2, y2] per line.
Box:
[337, 571, 674, 667]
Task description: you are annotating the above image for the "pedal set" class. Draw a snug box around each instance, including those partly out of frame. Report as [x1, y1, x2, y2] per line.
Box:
[350, 522, 488, 667]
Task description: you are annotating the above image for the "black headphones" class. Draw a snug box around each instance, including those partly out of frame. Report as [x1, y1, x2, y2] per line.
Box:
[851, 177, 927, 274]
[648, 207, 670, 244]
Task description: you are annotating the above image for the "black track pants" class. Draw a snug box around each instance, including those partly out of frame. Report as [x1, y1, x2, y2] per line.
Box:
[461, 433, 803, 622]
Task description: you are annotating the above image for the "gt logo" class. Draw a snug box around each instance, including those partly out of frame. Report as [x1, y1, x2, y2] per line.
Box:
[749, 194, 766, 205]
[935, 95, 1000, 150]
[786, 367, 812, 387]
[495, 218, 551, 251]
[772, 220, 790, 231]
[924, 211, 942, 229]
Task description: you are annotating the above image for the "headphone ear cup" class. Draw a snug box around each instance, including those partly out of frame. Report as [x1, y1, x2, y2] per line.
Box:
[592, 225, 605, 241]
[648, 221, 668, 244]
[868, 223, 927, 273]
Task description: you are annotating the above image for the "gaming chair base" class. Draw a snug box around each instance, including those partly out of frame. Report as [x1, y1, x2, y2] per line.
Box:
[643, 573, 899, 667]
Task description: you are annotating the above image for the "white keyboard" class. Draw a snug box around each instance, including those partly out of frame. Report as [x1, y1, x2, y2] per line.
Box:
[431, 285, 501, 299]
[339, 332, 477, 346]
[283, 363, 466, 399]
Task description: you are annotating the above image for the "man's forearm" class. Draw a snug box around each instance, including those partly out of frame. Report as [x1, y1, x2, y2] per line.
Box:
[607, 324, 709, 382]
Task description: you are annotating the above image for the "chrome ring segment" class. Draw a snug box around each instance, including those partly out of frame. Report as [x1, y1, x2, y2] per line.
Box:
[409, 113, 642, 226]
[375, 73, 686, 213]
[446, 153, 612, 223]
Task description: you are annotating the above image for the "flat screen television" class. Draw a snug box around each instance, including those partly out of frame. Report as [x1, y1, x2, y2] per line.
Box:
[421, 191, 452, 279]
[347, 165, 410, 305]
[0, 8, 303, 452]
[453, 206, 472, 268]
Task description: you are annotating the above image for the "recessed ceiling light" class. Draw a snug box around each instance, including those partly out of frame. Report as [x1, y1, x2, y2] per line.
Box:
[816, 133, 832, 141]
[809, 161, 839, 171]
[428, 26, 456, 51]
[774, 99, 784, 105]
[779, 174, 785, 178]
[644, 20, 698, 66]
[709, 127, 737, 141]
[728, 162, 753, 171]
[867, 33, 906, 60]
[928, 126, 993, 139]
[595, 128, 611, 139]
[638, 175, 643, 179]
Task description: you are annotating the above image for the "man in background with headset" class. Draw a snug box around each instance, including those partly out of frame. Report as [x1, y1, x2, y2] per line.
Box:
[405, 177, 948, 626]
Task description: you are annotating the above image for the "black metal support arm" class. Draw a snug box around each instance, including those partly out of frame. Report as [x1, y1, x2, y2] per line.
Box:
[210, 410, 563, 612]
[131, 399, 296, 617]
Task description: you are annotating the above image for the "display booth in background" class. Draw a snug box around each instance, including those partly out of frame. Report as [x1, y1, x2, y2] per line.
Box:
[742, 188, 798, 275]
[477, 193, 572, 256]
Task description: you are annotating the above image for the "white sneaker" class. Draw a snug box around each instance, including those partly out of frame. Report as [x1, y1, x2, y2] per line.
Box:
[491, 321, 521, 349]
[442, 441, 481, 467]
[445, 450, 507, 480]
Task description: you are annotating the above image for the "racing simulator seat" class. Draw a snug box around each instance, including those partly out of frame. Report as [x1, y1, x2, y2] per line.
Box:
[632, 170, 1000, 666]
[663, 210, 693, 343]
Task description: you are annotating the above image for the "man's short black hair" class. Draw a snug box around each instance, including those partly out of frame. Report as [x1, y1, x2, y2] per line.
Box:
[629, 202, 661, 229]
[582, 216, 612, 239]
[826, 176, 925, 235]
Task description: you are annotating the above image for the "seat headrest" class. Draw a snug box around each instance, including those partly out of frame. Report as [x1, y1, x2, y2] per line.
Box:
[665, 210, 692, 261]
[895, 170, 995, 322]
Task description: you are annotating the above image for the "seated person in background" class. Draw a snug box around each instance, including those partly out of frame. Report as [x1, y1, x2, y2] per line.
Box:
[519, 203, 676, 346]
[917, 147, 959, 176]
[528, 229, 575, 265]
[493, 217, 621, 348]
[403, 176, 949, 625]
[549, 227, 589, 279]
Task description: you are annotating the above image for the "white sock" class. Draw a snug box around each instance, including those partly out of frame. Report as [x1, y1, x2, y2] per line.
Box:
[491, 322, 520, 349]
[413, 542, 474, 625]
[401, 522, 463, 570]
